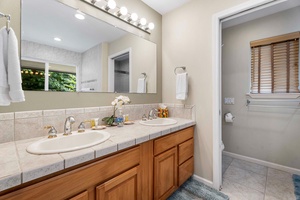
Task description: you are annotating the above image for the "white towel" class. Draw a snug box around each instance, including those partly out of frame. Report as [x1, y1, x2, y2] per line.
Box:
[176, 72, 188, 100]
[0, 27, 25, 106]
[137, 78, 146, 93]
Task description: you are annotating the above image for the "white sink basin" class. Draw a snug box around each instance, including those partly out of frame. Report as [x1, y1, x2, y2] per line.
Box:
[27, 131, 110, 155]
[139, 118, 177, 126]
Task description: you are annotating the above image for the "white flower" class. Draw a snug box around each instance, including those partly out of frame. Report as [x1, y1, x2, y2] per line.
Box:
[112, 95, 131, 109]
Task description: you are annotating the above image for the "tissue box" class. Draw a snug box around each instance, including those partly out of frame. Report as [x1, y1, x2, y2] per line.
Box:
[158, 108, 168, 118]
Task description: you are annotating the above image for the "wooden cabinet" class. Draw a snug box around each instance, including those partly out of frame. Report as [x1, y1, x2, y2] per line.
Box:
[154, 147, 178, 200]
[69, 191, 89, 200]
[0, 126, 194, 200]
[153, 127, 194, 200]
[96, 166, 140, 200]
[0, 147, 141, 200]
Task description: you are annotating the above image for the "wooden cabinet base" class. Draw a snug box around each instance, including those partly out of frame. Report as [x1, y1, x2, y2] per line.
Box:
[0, 126, 195, 200]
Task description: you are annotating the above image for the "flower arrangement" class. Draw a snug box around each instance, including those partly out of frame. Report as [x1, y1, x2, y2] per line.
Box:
[102, 95, 131, 126]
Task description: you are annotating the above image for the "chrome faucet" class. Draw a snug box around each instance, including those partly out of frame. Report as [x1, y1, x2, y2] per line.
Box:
[63, 116, 75, 136]
[148, 108, 158, 120]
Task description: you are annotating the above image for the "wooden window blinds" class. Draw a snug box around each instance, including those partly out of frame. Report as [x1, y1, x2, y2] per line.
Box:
[250, 32, 300, 94]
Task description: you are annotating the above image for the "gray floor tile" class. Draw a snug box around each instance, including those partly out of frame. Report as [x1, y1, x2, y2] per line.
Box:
[222, 178, 264, 200]
[223, 165, 267, 193]
[265, 169, 295, 200]
[231, 159, 268, 176]
[222, 155, 296, 200]
[223, 155, 234, 165]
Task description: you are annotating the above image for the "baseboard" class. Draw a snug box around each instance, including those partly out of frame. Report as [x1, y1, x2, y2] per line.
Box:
[223, 151, 300, 175]
[192, 174, 213, 187]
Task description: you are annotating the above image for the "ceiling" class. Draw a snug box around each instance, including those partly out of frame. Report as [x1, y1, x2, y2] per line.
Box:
[141, 0, 191, 15]
[141, 0, 300, 27]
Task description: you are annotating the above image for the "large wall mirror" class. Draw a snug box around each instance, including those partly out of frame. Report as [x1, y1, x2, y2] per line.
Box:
[21, 0, 157, 93]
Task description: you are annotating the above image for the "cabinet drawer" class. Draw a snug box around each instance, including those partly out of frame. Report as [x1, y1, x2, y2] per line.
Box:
[178, 138, 193, 165]
[154, 127, 194, 155]
[178, 157, 194, 186]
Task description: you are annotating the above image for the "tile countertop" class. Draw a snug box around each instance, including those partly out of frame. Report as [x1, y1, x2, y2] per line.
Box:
[0, 118, 195, 192]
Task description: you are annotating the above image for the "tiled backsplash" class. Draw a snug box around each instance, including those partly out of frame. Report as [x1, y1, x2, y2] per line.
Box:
[0, 103, 195, 144]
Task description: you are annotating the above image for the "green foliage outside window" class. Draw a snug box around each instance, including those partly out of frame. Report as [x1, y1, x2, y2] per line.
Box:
[21, 68, 76, 92]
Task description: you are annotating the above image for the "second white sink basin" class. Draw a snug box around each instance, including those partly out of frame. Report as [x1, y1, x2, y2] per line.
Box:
[139, 118, 177, 126]
[27, 131, 110, 155]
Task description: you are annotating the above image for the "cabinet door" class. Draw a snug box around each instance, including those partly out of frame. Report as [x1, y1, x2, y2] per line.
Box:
[154, 147, 178, 200]
[69, 191, 88, 200]
[96, 166, 140, 200]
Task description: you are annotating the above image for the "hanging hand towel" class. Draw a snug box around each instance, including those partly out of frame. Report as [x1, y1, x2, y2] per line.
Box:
[0, 27, 25, 106]
[0, 27, 11, 105]
[137, 78, 146, 93]
[176, 72, 188, 100]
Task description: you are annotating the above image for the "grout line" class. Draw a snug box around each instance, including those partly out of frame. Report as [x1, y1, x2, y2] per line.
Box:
[263, 167, 269, 200]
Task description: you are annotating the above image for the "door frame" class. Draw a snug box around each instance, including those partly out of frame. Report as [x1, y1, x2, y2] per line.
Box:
[108, 48, 132, 92]
[212, 0, 288, 190]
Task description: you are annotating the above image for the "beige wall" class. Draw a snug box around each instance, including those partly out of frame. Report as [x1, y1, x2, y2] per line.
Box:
[0, 0, 162, 113]
[162, 0, 248, 181]
[108, 34, 156, 93]
[222, 7, 300, 169]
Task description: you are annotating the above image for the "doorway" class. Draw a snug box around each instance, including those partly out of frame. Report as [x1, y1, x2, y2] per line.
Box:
[212, 0, 298, 190]
[108, 48, 131, 93]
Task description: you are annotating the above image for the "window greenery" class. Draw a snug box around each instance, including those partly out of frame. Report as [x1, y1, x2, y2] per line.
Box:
[21, 68, 76, 92]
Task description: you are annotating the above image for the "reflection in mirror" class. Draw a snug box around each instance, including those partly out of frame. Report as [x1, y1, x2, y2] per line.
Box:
[21, 0, 156, 93]
[21, 60, 77, 92]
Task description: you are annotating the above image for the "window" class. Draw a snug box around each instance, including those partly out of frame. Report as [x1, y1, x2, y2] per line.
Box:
[250, 32, 299, 94]
[21, 60, 77, 92]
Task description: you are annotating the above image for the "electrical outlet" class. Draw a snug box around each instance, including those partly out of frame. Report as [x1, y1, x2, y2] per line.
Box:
[224, 97, 235, 105]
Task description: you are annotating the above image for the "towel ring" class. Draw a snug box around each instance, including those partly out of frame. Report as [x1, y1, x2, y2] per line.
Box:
[141, 73, 147, 79]
[174, 66, 187, 75]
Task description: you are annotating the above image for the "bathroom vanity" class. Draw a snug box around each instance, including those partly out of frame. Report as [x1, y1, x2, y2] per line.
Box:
[0, 125, 194, 200]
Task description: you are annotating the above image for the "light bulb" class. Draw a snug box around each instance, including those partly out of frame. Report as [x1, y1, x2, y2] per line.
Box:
[120, 7, 128, 16]
[54, 37, 61, 42]
[131, 13, 138, 22]
[107, 0, 116, 10]
[75, 11, 85, 20]
[140, 18, 147, 26]
[148, 22, 155, 30]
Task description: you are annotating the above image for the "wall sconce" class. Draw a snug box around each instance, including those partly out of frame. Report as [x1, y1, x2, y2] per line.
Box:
[83, 0, 155, 34]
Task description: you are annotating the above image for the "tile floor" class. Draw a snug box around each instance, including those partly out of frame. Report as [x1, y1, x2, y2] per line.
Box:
[221, 154, 296, 200]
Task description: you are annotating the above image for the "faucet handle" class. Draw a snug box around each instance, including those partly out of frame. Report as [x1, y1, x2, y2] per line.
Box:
[44, 125, 57, 139]
[142, 114, 147, 121]
[153, 109, 158, 119]
[78, 122, 86, 133]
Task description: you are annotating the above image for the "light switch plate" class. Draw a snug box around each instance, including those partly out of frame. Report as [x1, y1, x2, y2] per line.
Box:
[224, 97, 235, 105]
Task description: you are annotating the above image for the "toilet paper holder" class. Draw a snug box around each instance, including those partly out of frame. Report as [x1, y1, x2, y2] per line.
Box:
[224, 112, 235, 123]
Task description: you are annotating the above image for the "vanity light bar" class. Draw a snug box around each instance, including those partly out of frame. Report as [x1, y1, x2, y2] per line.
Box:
[83, 0, 154, 34]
